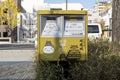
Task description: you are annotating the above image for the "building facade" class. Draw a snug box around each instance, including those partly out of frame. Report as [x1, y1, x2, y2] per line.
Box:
[99, 2, 112, 39]
[17, 13, 37, 42]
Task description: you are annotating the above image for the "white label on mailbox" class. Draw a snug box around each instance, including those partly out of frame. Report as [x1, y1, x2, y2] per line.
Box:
[43, 46, 55, 54]
[64, 21, 85, 37]
[41, 20, 61, 37]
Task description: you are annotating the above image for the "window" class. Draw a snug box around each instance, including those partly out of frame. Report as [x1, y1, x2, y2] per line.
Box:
[3, 32, 8, 37]
[3, 8, 8, 13]
[0, 20, 1, 25]
[23, 20, 26, 25]
[88, 25, 99, 33]
[0, 32, 1, 37]
[3, 20, 8, 25]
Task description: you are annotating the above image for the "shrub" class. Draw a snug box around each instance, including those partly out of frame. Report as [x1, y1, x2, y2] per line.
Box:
[68, 39, 120, 80]
[35, 38, 120, 80]
[35, 55, 65, 80]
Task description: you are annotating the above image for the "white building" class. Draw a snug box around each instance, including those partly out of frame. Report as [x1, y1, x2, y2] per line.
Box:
[88, 1, 112, 24]
[99, 3, 112, 27]
[17, 0, 44, 42]
[88, 9, 101, 23]
[88, 1, 109, 24]
[99, 3, 112, 39]
[93, 1, 108, 13]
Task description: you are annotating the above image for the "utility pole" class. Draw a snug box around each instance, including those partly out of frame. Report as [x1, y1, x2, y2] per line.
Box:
[66, 0, 68, 10]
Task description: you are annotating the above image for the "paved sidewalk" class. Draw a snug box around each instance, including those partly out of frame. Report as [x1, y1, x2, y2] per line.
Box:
[0, 50, 35, 61]
[0, 62, 36, 79]
[0, 49, 36, 79]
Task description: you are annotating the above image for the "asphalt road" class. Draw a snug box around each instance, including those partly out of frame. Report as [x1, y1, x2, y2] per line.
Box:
[0, 43, 35, 50]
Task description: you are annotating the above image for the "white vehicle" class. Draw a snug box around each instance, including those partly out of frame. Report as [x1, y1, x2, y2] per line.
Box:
[88, 23, 102, 39]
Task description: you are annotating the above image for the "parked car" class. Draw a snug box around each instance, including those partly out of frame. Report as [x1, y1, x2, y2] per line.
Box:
[88, 23, 102, 39]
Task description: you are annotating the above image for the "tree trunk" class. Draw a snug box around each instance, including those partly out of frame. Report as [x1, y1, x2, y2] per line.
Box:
[112, 0, 120, 48]
[11, 27, 17, 43]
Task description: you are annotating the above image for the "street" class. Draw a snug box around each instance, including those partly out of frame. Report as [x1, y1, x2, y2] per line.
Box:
[0, 43, 35, 50]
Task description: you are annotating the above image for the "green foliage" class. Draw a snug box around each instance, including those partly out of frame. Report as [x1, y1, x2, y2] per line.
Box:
[35, 54, 65, 80]
[68, 53, 120, 80]
[35, 39, 120, 80]
[88, 38, 114, 55]
[69, 39, 120, 80]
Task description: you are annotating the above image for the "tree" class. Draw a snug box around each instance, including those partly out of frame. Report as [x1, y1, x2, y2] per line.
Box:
[0, 0, 19, 42]
[112, 0, 120, 48]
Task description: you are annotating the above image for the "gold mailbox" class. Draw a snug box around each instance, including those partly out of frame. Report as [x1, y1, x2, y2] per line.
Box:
[37, 10, 88, 61]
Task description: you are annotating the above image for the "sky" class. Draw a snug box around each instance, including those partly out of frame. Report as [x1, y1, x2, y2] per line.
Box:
[45, 0, 97, 8]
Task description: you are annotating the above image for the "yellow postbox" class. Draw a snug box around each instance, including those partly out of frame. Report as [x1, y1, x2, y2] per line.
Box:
[37, 10, 88, 61]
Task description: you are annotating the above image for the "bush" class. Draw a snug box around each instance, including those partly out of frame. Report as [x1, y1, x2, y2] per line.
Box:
[68, 54, 120, 80]
[68, 39, 120, 80]
[35, 39, 120, 80]
[35, 55, 65, 80]
[88, 38, 114, 55]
